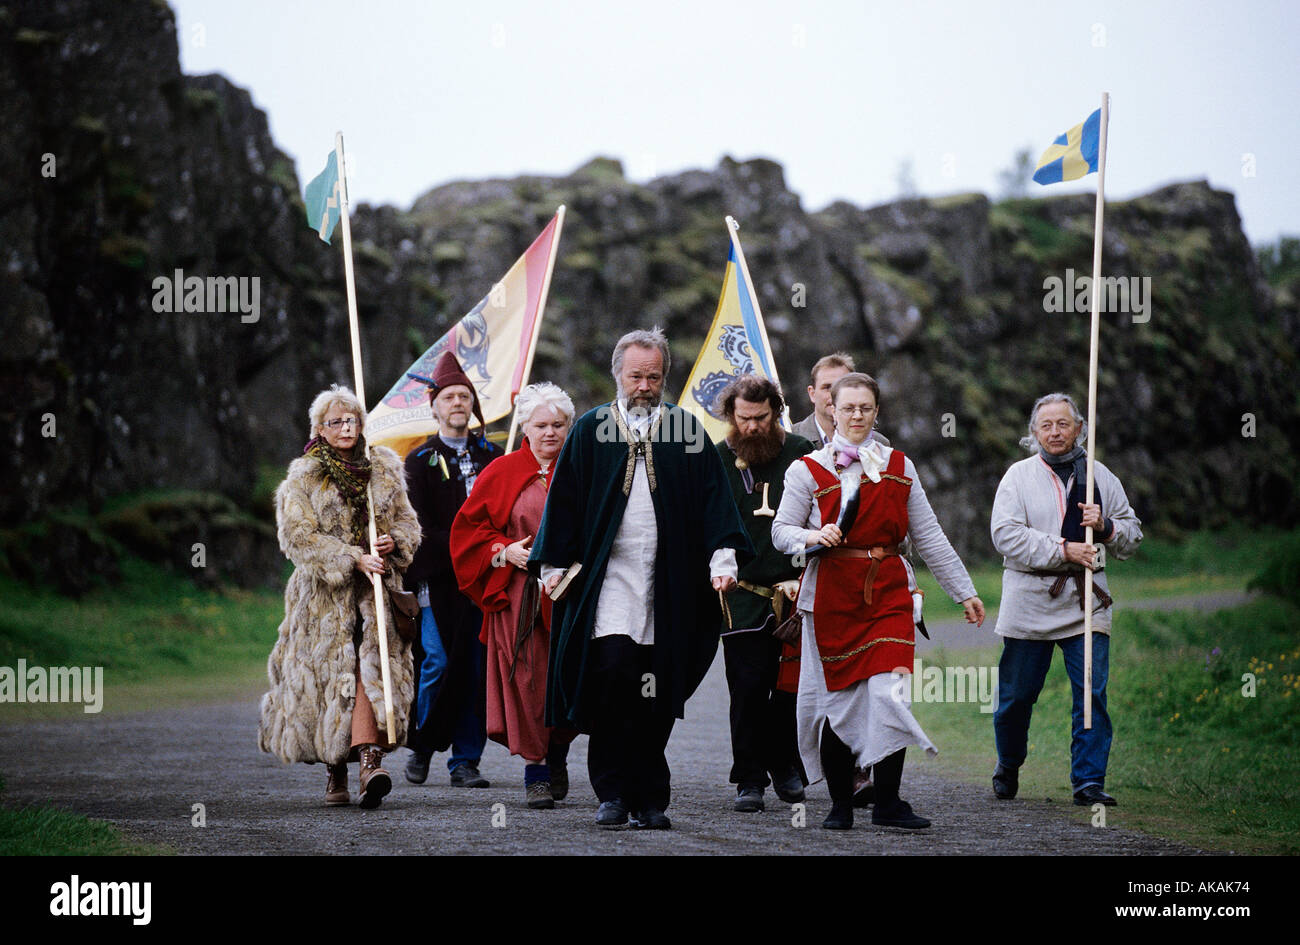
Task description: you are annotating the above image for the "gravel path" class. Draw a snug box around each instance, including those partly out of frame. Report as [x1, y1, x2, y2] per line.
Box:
[1, 649, 1209, 855]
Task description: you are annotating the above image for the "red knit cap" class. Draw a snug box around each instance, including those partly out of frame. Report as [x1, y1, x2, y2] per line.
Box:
[426, 351, 486, 433]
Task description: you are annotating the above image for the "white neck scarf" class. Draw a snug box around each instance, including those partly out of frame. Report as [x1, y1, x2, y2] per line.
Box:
[829, 431, 887, 483]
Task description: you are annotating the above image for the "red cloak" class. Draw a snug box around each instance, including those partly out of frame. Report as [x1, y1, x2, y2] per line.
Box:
[450, 440, 553, 621]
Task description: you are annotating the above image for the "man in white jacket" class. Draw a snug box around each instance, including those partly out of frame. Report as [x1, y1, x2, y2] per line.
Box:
[990, 393, 1142, 808]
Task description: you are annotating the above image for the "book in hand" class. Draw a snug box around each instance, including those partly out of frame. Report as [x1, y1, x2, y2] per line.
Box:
[548, 562, 583, 601]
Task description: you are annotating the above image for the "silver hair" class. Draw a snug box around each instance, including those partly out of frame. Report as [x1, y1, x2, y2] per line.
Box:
[1019, 392, 1088, 451]
[610, 326, 671, 395]
[514, 381, 576, 428]
[308, 384, 366, 438]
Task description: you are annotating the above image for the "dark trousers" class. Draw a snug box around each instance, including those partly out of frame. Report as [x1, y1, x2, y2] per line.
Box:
[722, 630, 801, 787]
[408, 606, 487, 769]
[585, 635, 676, 812]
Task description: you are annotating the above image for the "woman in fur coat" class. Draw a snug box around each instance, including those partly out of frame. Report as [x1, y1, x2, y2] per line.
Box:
[258, 384, 422, 809]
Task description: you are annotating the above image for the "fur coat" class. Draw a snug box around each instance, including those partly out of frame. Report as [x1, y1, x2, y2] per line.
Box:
[258, 444, 421, 765]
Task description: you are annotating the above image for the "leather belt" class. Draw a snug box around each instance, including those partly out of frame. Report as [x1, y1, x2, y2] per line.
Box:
[738, 580, 774, 599]
[1030, 569, 1113, 610]
[825, 543, 902, 605]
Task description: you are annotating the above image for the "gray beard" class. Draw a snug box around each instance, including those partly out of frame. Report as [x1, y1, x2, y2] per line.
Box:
[622, 391, 662, 415]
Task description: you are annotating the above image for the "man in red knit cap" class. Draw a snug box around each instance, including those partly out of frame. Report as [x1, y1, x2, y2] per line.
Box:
[402, 351, 503, 788]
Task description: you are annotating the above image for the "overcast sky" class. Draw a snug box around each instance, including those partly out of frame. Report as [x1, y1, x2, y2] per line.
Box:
[170, 0, 1298, 245]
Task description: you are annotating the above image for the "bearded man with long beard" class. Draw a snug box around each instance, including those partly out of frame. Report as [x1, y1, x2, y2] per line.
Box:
[714, 374, 815, 814]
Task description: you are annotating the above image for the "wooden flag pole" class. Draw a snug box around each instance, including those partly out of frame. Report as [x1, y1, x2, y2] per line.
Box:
[335, 131, 397, 742]
[725, 215, 790, 428]
[506, 205, 566, 453]
[1082, 93, 1110, 730]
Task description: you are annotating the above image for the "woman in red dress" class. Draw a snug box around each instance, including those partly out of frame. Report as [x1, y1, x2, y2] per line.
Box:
[773, 373, 985, 830]
[450, 382, 577, 808]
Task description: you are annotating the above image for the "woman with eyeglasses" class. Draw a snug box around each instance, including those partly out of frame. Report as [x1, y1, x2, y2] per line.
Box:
[258, 384, 421, 809]
[772, 372, 984, 831]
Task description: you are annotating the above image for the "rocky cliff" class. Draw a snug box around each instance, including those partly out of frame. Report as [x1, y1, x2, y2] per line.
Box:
[3, 0, 1296, 587]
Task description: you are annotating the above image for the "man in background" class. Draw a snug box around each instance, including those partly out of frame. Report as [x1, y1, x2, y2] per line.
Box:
[403, 351, 502, 789]
[714, 374, 812, 813]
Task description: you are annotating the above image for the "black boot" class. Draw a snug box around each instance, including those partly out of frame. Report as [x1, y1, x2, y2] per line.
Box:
[870, 749, 930, 829]
[820, 723, 856, 829]
[992, 762, 1019, 800]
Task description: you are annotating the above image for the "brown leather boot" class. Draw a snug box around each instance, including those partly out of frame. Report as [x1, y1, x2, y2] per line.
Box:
[358, 746, 392, 810]
[325, 763, 350, 806]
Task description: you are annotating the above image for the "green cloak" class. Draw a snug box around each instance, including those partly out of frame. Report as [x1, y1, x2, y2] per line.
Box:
[715, 431, 815, 630]
[530, 402, 753, 730]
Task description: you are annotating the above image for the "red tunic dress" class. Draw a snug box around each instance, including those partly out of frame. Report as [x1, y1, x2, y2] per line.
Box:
[451, 444, 574, 760]
[801, 448, 914, 691]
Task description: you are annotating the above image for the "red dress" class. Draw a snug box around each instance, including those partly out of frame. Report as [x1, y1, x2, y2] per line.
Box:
[800, 448, 914, 691]
[451, 444, 573, 760]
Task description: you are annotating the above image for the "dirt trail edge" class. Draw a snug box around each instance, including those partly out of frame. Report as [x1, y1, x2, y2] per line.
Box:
[1, 653, 1205, 855]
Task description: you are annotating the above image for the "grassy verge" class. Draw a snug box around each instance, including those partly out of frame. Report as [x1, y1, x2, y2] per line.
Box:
[0, 774, 170, 855]
[914, 526, 1291, 621]
[0, 557, 283, 719]
[0, 557, 263, 853]
[909, 596, 1300, 854]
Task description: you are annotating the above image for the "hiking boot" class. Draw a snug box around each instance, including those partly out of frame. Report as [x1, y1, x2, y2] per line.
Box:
[596, 799, 628, 828]
[630, 808, 671, 830]
[527, 781, 555, 810]
[449, 762, 490, 788]
[771, 769, 805, 804]
[405, 750, 430, 784]
[358, 746, 392, 810]
[1073, 784, 1117, 807]
[871, 799, 930, 829]
[325, 763, 350, 806]
[734, 785, 765, 813]
[822, 802, 854, 830]
[992, 762, 1019, 800]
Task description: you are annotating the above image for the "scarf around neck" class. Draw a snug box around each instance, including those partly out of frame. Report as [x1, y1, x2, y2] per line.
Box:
[1039, 444, 1099, 542]
[830, 431, 886, 482]
[305, 435, 372, 545]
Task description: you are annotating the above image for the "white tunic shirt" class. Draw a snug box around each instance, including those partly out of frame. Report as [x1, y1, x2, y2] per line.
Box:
[543, 399, 737, 645]
[593, 448, 659, 643]
[990, 454, 1142, 640]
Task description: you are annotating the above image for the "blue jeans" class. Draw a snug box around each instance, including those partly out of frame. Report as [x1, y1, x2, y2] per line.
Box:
[993, 633, 1112, 790]
[416, 605, 487, 772]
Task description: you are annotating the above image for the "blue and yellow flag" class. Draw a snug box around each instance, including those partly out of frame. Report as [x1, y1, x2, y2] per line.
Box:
[679, 219, 785, 444]
[1033, 108, 1101, 185]
[304, 151, 342, 243]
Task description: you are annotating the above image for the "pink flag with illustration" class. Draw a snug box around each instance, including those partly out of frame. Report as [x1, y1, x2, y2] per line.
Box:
[367, 212, 562, 457]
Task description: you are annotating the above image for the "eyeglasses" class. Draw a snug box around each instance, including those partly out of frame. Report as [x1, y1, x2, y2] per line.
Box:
[836, 405, 876, 418]
[324, 418, 359, 430]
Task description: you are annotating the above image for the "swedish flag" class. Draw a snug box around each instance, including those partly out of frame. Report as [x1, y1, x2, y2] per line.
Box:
[1033, 108, 1101, 185]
